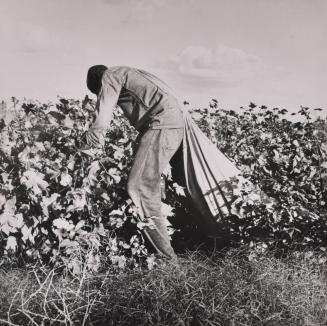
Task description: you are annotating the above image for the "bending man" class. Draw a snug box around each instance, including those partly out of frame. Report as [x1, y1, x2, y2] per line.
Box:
[85, 65, 185, 260]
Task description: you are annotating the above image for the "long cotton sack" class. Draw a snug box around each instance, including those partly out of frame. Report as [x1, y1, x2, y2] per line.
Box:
[182, 112, 242, 235]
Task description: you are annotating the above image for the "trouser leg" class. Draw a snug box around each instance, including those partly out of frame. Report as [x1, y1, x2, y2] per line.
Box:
[127, 128, 184, 259]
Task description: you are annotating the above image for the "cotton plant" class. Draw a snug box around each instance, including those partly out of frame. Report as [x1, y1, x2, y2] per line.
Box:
[0, 97, 178, 271]
[0, 97, 326, 272]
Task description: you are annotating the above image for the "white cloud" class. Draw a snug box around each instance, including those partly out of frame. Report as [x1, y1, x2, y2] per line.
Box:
[100, 0, 166, 22]
[131, 0, 164, 19]
[18, 23, 58, 53]
[0, 21, 63, 53]
[102, 0, 194, 23]
[160, 44, 268, 88]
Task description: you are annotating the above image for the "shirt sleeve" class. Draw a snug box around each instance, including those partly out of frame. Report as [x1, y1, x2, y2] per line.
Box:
[86, 70, 123, 147]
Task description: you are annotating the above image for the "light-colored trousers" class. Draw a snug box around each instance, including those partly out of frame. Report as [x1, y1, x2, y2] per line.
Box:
[127, 128, 184, 259]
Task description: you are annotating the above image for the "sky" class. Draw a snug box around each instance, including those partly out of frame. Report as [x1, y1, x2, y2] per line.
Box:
[0, 0, 326, 114]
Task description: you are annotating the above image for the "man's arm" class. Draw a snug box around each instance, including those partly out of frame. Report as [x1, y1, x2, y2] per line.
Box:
[85, 72, 122, 148]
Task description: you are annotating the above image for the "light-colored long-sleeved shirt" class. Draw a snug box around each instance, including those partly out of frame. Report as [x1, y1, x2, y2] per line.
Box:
[86, 66, 184, 147]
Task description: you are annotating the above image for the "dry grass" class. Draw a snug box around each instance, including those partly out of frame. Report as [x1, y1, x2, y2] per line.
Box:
[1, 249, 327, 325]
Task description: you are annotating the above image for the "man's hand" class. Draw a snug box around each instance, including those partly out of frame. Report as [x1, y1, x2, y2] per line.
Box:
[78, 129, 104, 158]
[78, 143, 102, 158]
[81, 129, 105, 147]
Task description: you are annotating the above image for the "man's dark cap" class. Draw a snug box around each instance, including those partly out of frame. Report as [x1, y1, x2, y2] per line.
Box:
[87, 65, 108, 94]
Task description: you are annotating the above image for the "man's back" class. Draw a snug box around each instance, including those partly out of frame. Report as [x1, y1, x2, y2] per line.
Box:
[104, 66, 184, 131]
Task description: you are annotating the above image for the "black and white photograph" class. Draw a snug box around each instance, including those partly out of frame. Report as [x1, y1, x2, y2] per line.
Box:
[0, 0, 326, 325]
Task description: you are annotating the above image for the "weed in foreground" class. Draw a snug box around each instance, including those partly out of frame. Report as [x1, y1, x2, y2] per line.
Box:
[0, 249, 327, 326]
